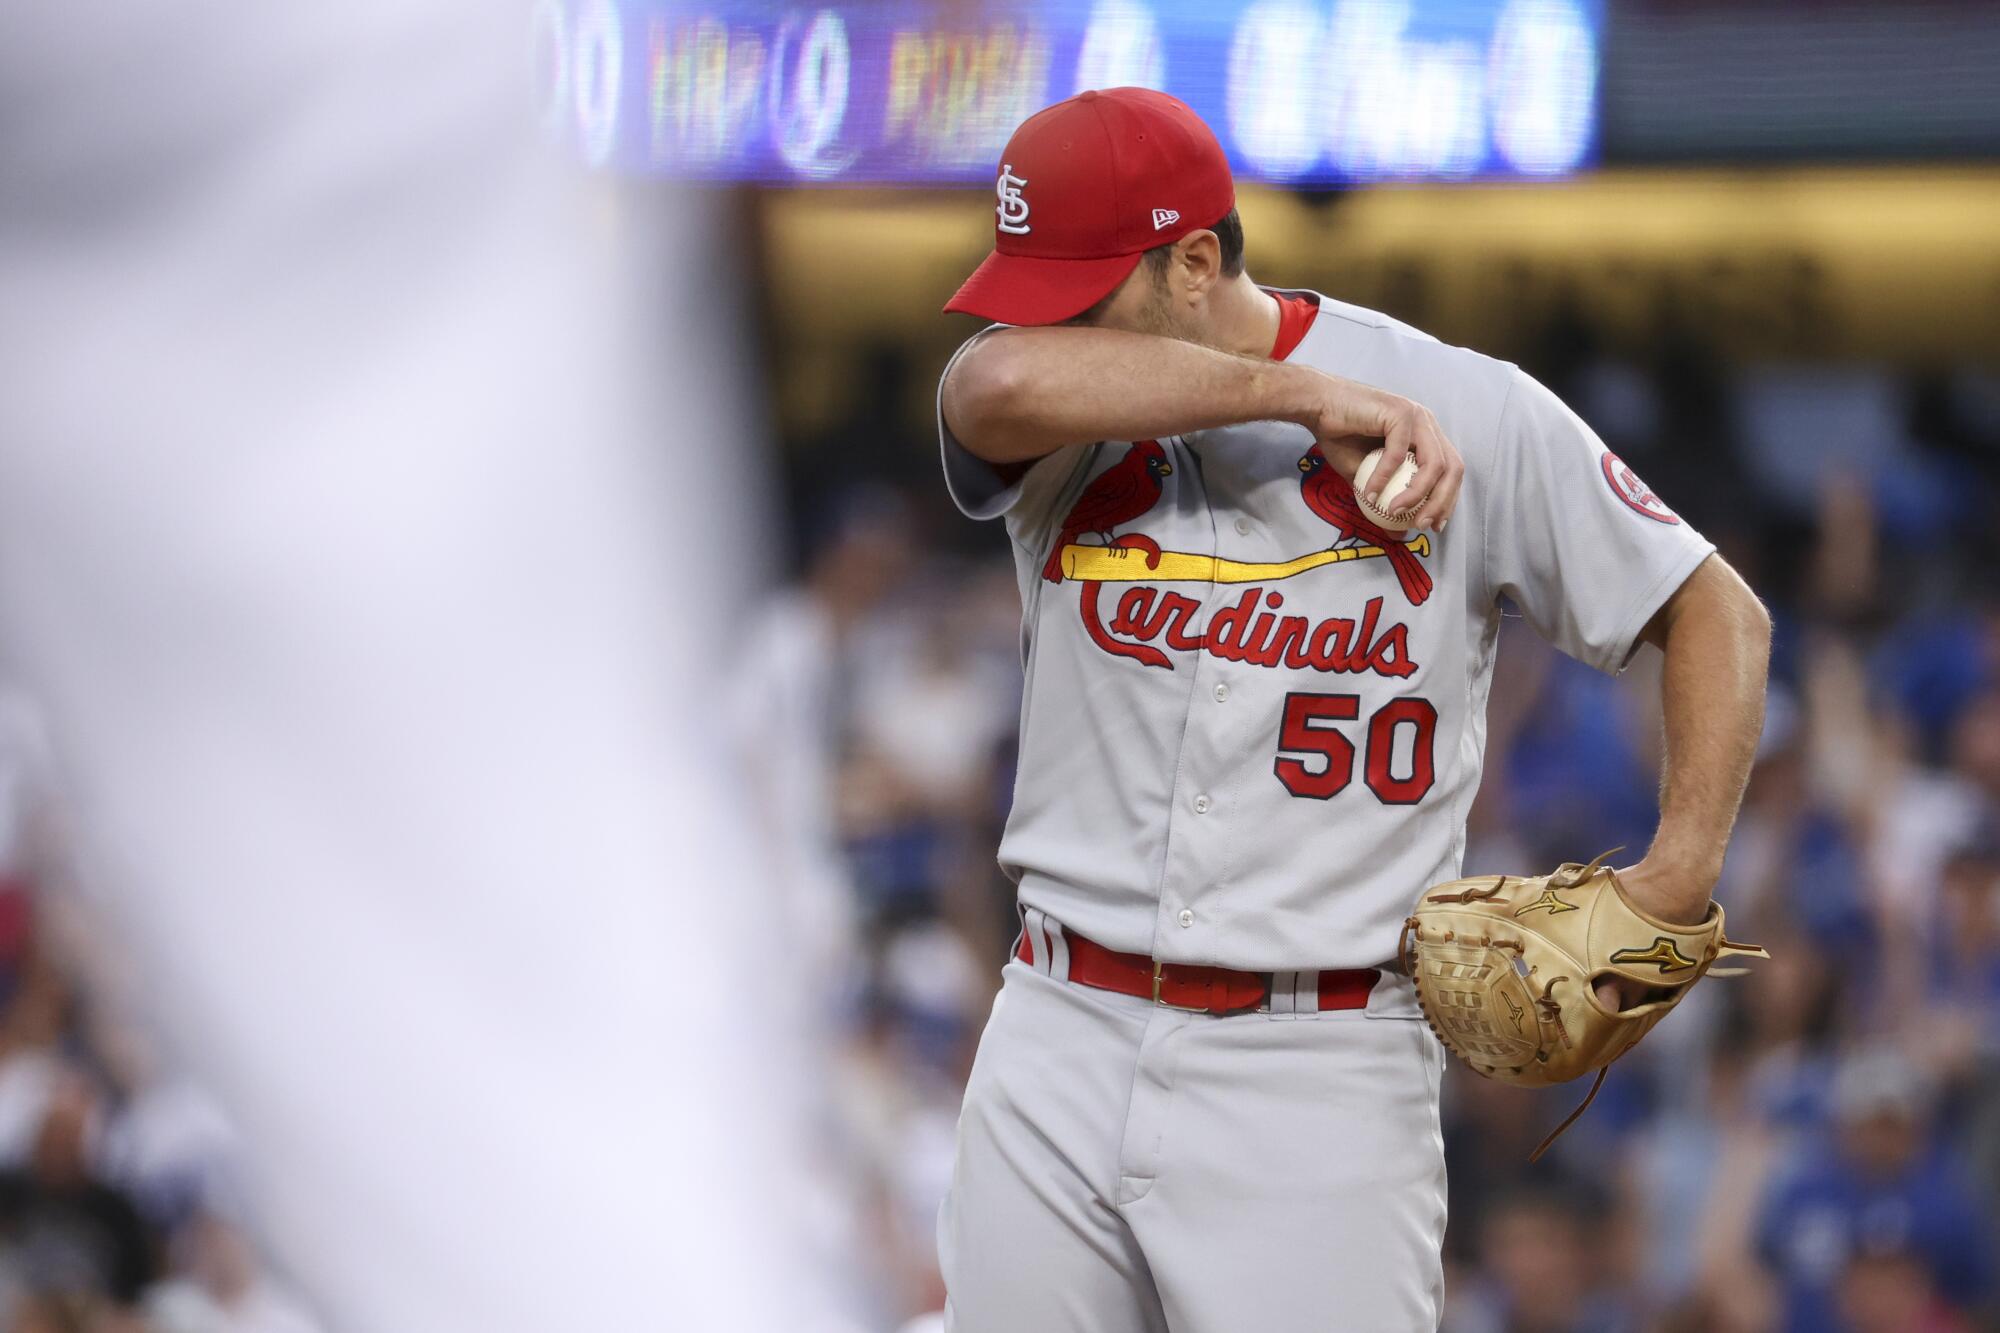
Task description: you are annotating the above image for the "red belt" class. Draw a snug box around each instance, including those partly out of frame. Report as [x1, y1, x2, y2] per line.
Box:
[1016, 928, 1377, 1016]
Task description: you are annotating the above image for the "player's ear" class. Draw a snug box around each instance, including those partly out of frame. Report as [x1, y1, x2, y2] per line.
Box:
[1171, 229, 1223, 300]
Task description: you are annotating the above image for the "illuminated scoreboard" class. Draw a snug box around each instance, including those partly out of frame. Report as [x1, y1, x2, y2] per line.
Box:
[537, 0, 1602, 184]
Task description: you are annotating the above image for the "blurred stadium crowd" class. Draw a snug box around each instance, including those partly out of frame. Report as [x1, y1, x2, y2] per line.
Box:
[0, 700, 319, 1332]
[744, 314, 2000, 1333]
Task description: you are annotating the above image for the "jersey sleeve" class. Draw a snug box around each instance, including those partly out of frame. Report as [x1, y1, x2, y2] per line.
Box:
[1480, 368, 1715, 674]
[938, 328, 1088, 527]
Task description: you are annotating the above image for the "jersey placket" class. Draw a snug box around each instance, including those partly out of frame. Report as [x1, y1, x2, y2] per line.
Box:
[1150, 441, 1239, 963]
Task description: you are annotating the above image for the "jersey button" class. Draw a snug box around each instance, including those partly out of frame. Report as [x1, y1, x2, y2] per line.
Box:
[1193, 794, 1212, 814]
[1178, 908, 1195, 928]
[1234, 517, 1251, 536]
[1213, 683, 1229, 702]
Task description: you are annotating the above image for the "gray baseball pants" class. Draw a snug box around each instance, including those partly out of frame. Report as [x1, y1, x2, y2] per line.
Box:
[939, 951, 1448, 1331]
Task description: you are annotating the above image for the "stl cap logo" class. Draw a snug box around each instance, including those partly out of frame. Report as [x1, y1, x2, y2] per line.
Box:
[1517, 887, 1580, 917]
[1609, 936, 1697, 973]
[996, 164, 1031, 235]
[1151, 207, 1180, 230]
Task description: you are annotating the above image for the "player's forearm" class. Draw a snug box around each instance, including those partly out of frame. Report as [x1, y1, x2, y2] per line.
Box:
[942, 326, 1321, 464]
[1632, 555, 1772, 919]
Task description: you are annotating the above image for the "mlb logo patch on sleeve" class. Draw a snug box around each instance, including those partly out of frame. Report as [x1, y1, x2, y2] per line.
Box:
[1600, 453, 1680, 525]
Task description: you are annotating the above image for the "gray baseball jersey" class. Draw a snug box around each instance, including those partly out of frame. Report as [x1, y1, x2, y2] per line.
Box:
[939, 290, 1714, 973]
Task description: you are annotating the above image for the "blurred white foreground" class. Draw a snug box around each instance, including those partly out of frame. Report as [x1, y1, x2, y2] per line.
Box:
[0, 2, 796, 1326]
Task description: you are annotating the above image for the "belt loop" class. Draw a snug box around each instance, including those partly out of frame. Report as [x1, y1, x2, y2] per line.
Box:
[1295, 970, 1319, 1014]
[1022, 907, 1071, 979]
[1022, 907, 1051, 976]
[1269, 970, 1298, 1017]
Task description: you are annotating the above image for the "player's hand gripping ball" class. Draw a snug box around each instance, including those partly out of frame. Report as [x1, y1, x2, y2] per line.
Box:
[1400, 851, 1768, 1158]
[1352, 448, 1424, 530]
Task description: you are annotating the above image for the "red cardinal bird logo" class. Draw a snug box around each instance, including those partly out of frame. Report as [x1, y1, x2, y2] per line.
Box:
[1043, 440, 1173, 582]
[1298, 446, 1432, 607]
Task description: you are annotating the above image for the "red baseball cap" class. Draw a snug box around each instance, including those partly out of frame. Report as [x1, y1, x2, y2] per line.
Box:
[945, 87, 1236, 327]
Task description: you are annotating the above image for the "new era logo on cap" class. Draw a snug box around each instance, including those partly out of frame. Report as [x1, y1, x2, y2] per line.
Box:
[1151, 208, 1180, 230]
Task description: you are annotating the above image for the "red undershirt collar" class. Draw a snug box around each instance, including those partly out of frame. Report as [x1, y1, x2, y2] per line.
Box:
[1268, 290, 1321, 362]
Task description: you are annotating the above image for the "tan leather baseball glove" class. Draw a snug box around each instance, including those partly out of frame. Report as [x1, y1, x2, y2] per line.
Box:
[1399, 850, 1767, 1159]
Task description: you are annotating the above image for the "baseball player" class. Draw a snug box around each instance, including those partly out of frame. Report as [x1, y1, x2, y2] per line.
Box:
[935, 89, 1770, 1330]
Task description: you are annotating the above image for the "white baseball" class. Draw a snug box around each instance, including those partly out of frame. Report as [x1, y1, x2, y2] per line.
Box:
[1352, 448, 1423, 531]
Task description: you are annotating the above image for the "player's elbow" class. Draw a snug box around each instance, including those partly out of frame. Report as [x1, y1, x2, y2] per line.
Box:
[1646, 554, 1770, 662]
[1741, 581, 1774, 652]
[1712, 557, 1773, 658]
[944, 335, 1040, 464]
